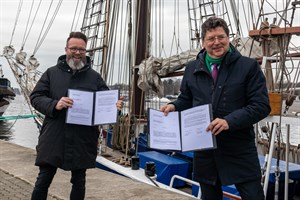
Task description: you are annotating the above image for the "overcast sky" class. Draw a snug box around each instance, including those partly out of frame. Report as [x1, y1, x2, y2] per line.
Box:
[0, 0, 191, 87]
[0, 0, 86, 87]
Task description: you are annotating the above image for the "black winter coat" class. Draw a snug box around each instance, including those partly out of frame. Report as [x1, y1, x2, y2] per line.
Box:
[30, 55, 109, 170]
[172, 45, 271, 185]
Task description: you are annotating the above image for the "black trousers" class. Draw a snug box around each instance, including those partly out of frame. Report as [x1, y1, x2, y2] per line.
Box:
[200, 178, 265, 200]
[31, 165, 86, 200]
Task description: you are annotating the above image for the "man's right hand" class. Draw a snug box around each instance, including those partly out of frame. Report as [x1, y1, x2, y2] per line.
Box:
[159, 104, 175, 116]
[56, 97, 73, 110]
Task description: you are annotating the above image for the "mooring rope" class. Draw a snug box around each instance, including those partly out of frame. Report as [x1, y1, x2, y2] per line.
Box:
[0, 114, 37, 121]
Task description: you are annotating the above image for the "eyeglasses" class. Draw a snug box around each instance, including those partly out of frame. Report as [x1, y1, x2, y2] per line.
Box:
[67, 47, 86, 53]
[205, 35, 228, 43]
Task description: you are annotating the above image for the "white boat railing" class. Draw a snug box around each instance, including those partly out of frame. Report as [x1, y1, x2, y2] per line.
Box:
[169, 175, 201, 199]
[261, 115, 299, 199]
[169, 174, 242, 200]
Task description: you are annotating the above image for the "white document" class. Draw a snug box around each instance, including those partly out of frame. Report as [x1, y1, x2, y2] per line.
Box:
[94, 90, 119, 125]
[148, 110, 182, 150]
[180, 105, 215, 151]
[66, 90, 94, 126]
[148, 104, 216, 152]
[66, 89, 119, 126]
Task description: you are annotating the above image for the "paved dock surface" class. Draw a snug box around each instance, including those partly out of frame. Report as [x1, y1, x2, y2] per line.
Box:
[0, 140, 195, 200]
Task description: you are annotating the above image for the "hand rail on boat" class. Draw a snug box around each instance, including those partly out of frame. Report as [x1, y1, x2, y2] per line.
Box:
[169, 175, 242, 200]
[169, 175, 201, 199]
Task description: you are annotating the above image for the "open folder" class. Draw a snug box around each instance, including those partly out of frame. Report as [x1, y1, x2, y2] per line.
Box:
[66, 89, 119, 126]
[148, 104, 217, 152]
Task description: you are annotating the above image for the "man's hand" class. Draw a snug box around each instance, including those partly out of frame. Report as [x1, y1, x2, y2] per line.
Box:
[206, 118, 229, 135]
[56, 97, 73, 110]
[116, 96, 124, 111]
[160, 104, 175, 116]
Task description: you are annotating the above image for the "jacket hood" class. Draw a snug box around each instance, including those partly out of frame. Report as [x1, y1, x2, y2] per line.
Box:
[56, 55, 92, 72]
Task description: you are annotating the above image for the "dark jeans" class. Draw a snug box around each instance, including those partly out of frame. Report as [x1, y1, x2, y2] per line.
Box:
[200, 178, 265, 200]
[31, 165, 86, 200]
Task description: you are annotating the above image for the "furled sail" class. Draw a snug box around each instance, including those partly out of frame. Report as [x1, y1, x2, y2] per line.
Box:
[137, 49, 199, 97]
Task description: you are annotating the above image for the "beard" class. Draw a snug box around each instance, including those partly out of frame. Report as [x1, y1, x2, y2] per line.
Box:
[67, 56, 86, 71]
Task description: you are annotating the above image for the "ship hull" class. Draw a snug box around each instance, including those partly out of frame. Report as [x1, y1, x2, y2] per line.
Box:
[0, 78, 16, 116]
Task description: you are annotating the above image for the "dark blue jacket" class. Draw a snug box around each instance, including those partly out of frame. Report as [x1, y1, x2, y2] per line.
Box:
[30, 55, 109, 170]
[172, 45, 271, 185]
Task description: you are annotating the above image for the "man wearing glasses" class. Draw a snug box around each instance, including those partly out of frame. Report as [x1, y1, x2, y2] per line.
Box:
[30, 32, 124, 200]
[160, 17, 270, 199]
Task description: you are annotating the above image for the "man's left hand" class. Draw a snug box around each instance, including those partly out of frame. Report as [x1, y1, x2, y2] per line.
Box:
[206, 118, 229, 135]
[116, 96, 124, 111]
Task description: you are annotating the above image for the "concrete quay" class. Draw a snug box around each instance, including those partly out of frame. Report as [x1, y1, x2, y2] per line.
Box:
[0, 140, 194, 200]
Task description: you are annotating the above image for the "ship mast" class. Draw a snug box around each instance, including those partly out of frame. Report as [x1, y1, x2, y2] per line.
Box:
[131, 0, 151, 117]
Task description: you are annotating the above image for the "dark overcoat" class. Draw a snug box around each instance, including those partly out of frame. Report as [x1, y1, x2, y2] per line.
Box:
[172, 45, 271, 185]
[30, 55, 109, 170]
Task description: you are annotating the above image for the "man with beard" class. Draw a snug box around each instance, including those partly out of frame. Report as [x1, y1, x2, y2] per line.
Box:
[30, 32, 124, 200]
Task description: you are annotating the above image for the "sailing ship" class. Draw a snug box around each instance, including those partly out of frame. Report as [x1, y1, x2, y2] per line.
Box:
[0, 64, 16, 116]
[1, 0, 300, 199]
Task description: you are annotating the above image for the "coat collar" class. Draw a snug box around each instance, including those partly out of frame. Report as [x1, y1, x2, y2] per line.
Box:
[193, 43, 241, 74]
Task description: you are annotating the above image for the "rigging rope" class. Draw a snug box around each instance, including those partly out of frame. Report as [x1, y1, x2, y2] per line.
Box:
[240, 1, 249, 32]
[118, 0, 128, 85]
[70, 0, 80, 31]
[32, 0, 54, 54]
[74, 0, 85, 31]
[110, 0, 123, 85]
[265, 0, 291, 26]
[102, 1, 117, 82]
[248, 0, 256, 29]
[32, 0, 63, 56]
[21, 0, 42, 50]
[21, 0, 34, 49]
[9, 0, 23, 46]
[22, 0, 42, 48]
[169, 0, 180, 57]
[159, 0, 167, 56]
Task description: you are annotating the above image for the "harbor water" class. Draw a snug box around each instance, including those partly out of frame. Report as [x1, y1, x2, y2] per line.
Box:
[0, 94, 39, 149]
[0, 93, 299, 150]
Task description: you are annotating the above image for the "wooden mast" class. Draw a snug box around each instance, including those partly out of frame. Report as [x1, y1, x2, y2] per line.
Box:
[101, 0, 111, 81]
[132, 0, 151, 117]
